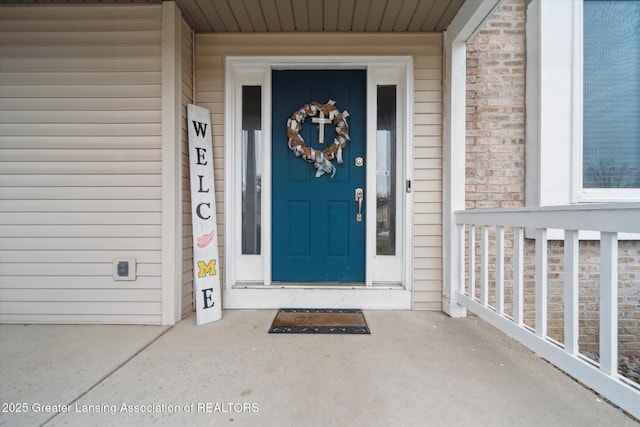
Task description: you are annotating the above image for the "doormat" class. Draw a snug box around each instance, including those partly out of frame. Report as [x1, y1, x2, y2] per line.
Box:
[268, 308, 370, 334]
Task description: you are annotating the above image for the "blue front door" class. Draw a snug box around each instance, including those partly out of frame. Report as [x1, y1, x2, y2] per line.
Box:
[272, 70, 366, 283]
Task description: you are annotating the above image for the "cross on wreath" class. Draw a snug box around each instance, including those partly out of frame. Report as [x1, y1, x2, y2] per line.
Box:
[311, 110, 332, 144]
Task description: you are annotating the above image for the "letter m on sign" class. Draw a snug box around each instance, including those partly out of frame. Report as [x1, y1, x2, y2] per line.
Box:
[197, 260, 217, 278]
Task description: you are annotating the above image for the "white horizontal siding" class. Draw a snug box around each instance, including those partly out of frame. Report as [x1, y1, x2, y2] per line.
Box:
[1, 175, 161, 187]
[1, 72, 162, 87]
[0, 99, 162, 112]
[0, 4, 164, 324]
[0, 238, 161, 251]
[0, 213, 161, 225]
[0, 200, 161, 212]
[33, 189, 152, 204]
[0, 276, 161, 289]
[0, 289, 161, 301]
[1, 111, 162, 124]
[0, 224, 161, 237]
[0, 314, 161, 324]
[0, 20, 162, 33]
[413, 45, 443, 309]
[0, 4, 162, 20]
[0, 124, 160, 137]
[0, 302, 161, 316]
[0, 58, 162, 73]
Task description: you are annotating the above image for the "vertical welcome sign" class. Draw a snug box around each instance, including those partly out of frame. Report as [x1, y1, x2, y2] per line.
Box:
[187, 104, 221, 325]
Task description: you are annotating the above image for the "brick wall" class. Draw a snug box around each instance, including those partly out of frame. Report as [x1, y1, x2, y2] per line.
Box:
[465, 0, 640, 378]
[465, 0, 525, 210]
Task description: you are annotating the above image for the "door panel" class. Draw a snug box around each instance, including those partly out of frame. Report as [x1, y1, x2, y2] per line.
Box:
[272, 70, 366, 283]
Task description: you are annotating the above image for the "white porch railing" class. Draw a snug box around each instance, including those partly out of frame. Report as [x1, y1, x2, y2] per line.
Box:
[453, 203, 640, 419]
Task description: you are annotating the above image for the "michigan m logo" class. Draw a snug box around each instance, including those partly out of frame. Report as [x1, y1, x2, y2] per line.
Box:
[197, 260, 217, 278]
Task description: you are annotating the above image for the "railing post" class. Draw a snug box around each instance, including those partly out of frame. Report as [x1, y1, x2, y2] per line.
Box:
[535, 228, 547, 338]
[600, 232, 618, 375]
[564, 229, 579, 355]
[496, 226, 505, 314]
[457, 224, 466, 294]
[513, 227, 524, 326]
[469, 224, 476, 299]
[481, 225, 489, 306]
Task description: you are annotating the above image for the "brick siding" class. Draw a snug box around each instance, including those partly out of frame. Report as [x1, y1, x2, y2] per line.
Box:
[465, 0, 525, 210]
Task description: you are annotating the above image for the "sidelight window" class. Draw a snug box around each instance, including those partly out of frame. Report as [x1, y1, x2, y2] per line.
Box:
[241, 86, 262, 254]
[376, 85, 397, 256]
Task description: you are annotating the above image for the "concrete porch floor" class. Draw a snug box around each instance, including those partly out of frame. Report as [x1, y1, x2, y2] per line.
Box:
[0, 310, 637, 427]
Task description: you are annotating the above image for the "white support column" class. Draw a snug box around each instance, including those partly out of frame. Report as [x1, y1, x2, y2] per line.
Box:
[564, 229, 579, 355]
[442, 36, 468, 318]
[443, 0, 500, 317]
[600, 232, 618, 375]
[535, 228, 548, 338]
[161, 1, 183, 325]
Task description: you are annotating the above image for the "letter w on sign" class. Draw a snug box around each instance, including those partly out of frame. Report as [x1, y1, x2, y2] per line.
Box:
[192, 121, 208, 138]
[187, 104, 221, 325]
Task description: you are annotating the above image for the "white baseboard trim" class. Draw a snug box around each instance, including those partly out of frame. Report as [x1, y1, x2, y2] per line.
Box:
[223, 287, 412, 310]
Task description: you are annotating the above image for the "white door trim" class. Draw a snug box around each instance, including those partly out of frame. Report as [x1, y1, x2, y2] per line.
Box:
[224, 56, 413, 309]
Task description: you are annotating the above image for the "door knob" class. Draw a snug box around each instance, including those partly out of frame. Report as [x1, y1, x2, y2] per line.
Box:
[355, 188, 364, 222]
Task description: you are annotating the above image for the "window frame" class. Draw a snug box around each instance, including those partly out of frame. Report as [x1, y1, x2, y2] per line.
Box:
[576, 0, 640, 201]
[526, 0, 640, 207]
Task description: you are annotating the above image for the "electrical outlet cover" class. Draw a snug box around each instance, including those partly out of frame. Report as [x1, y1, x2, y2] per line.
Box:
[112, 257, 136, 281]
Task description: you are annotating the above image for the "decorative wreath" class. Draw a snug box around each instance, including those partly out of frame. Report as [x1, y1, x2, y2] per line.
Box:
[286, 99, 350, 177]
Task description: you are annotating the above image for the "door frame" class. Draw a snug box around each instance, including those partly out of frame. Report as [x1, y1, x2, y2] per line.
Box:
[223, 56, 413, 309]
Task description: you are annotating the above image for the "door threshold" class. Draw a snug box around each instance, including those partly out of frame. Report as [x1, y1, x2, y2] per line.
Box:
[272, 282, 366, 288]
[233, 282, 404, 290]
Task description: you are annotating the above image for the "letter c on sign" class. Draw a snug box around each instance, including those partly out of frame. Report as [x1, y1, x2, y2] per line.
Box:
[196, 203, 211, 220]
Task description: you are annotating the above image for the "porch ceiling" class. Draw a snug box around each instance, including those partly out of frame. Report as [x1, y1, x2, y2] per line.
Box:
[175, 0, 465, 33]
[0, 0, 465, 33]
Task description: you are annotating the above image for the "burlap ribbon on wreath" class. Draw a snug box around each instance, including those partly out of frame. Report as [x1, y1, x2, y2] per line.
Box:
[286, 100, 350, 177]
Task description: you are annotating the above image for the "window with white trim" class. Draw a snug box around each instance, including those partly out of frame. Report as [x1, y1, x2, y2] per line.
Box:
[525, 0, 640, 205]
